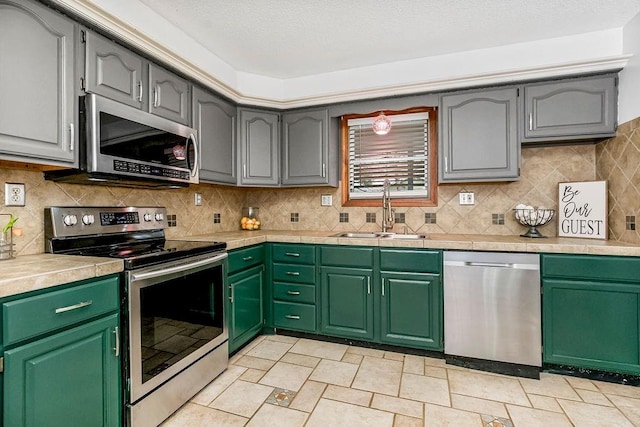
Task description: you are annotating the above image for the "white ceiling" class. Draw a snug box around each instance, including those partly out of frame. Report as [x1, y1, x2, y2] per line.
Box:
[136, 0, 640, 79]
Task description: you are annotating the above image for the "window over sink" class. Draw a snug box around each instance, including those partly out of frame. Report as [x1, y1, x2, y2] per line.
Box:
[341, 107, 438, 207]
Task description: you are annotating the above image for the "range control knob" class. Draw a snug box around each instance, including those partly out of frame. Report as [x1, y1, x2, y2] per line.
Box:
[63, 214, 78, 226]
[155, 213, 164, 221]
[143, 213, 153, 222]
[82, 214, 95, 225]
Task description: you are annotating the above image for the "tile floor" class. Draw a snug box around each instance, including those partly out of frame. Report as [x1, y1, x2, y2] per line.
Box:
[161, 335, 640, 426]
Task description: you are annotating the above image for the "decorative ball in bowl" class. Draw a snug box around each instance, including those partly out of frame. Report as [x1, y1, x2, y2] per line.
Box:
[513, 205, 555, 238]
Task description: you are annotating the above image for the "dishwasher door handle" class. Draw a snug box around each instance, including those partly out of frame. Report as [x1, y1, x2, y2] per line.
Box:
[465, 261, 513, 268]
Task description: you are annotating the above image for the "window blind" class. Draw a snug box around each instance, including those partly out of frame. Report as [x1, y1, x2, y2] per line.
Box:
[347, 112, 429, 199]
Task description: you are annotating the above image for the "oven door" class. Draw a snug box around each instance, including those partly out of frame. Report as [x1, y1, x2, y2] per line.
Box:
[127, 251, 227, 403]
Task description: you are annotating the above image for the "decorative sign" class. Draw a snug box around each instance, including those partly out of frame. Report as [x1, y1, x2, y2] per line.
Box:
[558, 180, 607, 239]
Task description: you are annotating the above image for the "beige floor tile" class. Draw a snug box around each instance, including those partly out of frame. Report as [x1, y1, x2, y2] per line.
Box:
[403, 355, 425, 375]
[451, 393, 509, 418]
[423, 356, 447, 368]
[209, 380, 273, 418]
[399, 372, 450, 406]
[229, 352, 243, 365]
[564, 375, 598, 391]
[519, 373, 581, 401]
[290, 380, 327, 412]
[309, 359, 359, 387]
[393, 414, 423, 427]
[240, 368, 266, 383]
[346, 346, 386, 358]
[448, 369, 530, 406]
[289, 338, 348, 360]
[527, 394, 563, 413]
[558, 399, 635, 427]
[245, 403, 308, 427]
[506, 404, 573, 427]
[238, 336, 266, 355]
[259, 361, 313, 392]
[352, 356, 403, 396]
[424, 366, 448, 379]
[233, 355, 277, 371]
[384, 351, 405, 361]
[191, 365, 247, 405]
[342, 352, 364, 364]
[608, 394, 640, 425]
[324, 384, 372, 406]
[371, 393, 423, 418]
[424, 403, 482, 426]
[305, 398, 394, 427]
[576, 388, 613, 406]
[594, 380, 640, 399]
[245, 339, 293, 361]
[264, 334, 299, 344]
[160, 403, 248, 426]
[281, 352, 322, 368]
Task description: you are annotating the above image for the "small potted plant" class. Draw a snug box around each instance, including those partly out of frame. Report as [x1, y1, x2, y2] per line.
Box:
[0, 214, 18, 259]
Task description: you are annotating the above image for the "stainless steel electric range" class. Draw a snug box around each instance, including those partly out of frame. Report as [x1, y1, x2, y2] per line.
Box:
[45, 206, 228, 427]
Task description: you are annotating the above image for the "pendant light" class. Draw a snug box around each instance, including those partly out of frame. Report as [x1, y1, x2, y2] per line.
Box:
[372, 112, 392, 135]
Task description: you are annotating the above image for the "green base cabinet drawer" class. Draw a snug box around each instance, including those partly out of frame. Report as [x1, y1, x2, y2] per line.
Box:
[272, 264, 316, 284]
[272, 244, 316, 264]
[273, 283, 316, 304]
[380, 249, 442, 274]
[542, 254, 640, 283]
[228, 245, 265, 274]
[273, 301, 316, 332]
[320, 246, 374, 268]
[2, 276, 119, 346]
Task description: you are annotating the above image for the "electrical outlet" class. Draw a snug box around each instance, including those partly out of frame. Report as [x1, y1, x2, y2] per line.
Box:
[194, 192, 202, 206]
[459, 192, 475, 205]
[5, 183, 25, 206]
[321, 194, 333, 206]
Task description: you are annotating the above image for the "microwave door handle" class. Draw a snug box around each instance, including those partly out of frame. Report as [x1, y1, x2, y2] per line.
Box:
[188, 133, 199, 177]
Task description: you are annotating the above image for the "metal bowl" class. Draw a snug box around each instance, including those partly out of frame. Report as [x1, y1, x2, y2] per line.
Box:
[513, 208, 555, 238]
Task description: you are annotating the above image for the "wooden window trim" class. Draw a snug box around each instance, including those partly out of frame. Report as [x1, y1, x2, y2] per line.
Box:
[341, 107, 438, 207]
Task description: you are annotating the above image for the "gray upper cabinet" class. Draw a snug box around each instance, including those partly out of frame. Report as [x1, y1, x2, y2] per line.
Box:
[85, 30, 144, 110]
[238, 109, 280, 186]
[521, 74, 617, 144]
[193, 86, 236, 184]
[439, 87, 519, 182]
[85, 31, 190, 124]
[0, 0, 76, 165]
[149, 63, 190, 125]
[281, 109, 329, 186]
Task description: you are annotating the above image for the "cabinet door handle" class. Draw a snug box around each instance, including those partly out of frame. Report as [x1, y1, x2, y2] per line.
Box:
[113, 326, 120, 357]
[229, 285, 234, 304]
[382, 278, 385, 297]
[367, 276, 371, 295]
[322, 163, 326, 178]
[286, 271, 300, 276]
[243, 164, 247, 178]
[69, 123, 75, 152]
[137, 80, 143, 102]
[529, 113, 533, 131]
[286, 290, 301, 295]
[242, 256, 253, 261]
[285, 252, 300, 257]
[444, 156, 448, 173]
[153, 88, 159, 107]
[55, 300, 92, 314]
[285, 314, 300, 320]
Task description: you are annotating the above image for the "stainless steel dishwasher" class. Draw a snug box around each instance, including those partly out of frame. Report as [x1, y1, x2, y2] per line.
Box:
[444, 251, 541, 373]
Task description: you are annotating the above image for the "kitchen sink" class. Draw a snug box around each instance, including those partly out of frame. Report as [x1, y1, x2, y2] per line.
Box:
[333, 232, 428, 239]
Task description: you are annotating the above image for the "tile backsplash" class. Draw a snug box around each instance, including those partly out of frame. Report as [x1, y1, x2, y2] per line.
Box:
[6, 121, 640, 258]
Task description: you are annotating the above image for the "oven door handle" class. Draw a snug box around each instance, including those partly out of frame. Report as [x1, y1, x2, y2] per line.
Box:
[131, 252, 227, 282]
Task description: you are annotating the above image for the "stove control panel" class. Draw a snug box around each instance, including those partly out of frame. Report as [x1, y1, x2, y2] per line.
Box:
[45, 206, 168, 238]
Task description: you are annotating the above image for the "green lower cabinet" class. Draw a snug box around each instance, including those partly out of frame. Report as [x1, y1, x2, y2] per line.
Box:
[4, 313, 121, 427]
[380, 272, 442, 350]
[543, 278, 640, 374]
[320, 266, 374, 340]
[229, 264, 265, 353]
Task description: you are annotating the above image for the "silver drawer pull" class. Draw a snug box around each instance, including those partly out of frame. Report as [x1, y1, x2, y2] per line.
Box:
[285, 252, 300, 257]
[55, 300, 93, 314]
[285, 314, 300, 320]
[243, 256, 253, 261]
[286, 271, 300, 276]
[286, 290, 301, 295]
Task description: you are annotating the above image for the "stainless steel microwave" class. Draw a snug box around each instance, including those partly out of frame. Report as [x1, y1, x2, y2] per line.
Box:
[45, 94, 199, 188]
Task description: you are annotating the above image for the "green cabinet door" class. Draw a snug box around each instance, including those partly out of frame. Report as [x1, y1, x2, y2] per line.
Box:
[543, 278, 640, 374]
[380, 272, 442, 350]
[4, 313, 120, 427]
[229, 264, 264, 353]
[320, 266, 373, 340]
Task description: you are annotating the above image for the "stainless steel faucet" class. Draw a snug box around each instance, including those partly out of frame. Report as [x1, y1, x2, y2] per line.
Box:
[382, 179, 395, 232]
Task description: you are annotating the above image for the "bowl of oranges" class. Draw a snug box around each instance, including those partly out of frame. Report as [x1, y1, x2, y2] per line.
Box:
[240, 207, 261, 231]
